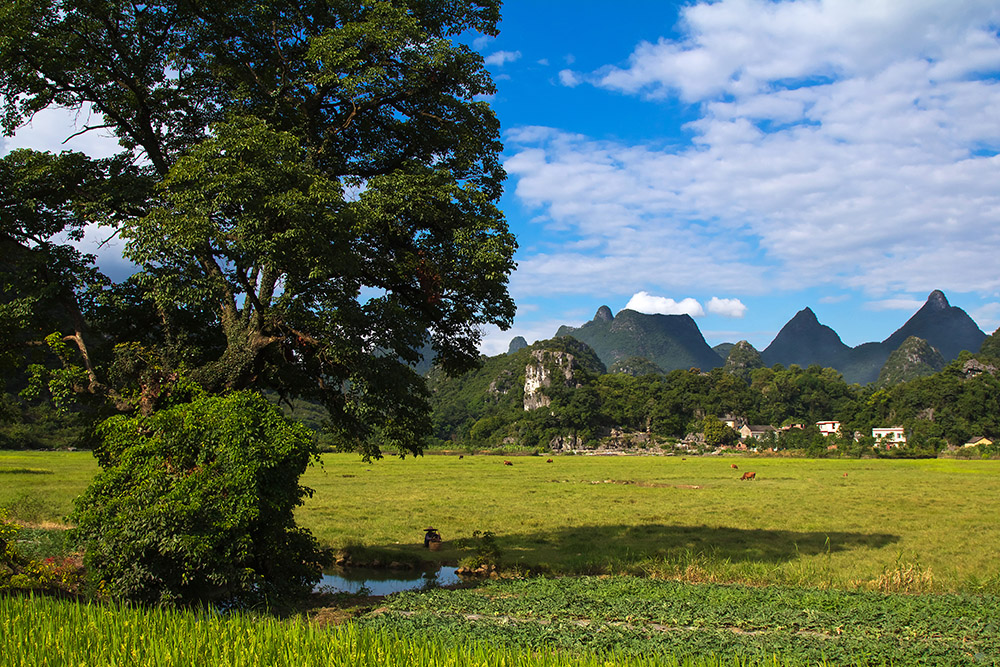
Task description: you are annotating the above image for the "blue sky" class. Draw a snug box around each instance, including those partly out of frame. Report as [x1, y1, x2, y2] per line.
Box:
[473, 0, 1000, 354]
[3, 0, 1000, 356]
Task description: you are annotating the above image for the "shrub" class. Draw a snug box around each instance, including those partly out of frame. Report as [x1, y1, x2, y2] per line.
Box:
[462, 530, 502, 570]
[1, 509, 21, 574]
[71, 391, 327, 607]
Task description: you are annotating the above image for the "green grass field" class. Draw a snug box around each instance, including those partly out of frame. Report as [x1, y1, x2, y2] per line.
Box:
[5, 450, 1000, 665]
[298, 453, 1000, 592]
[2, 451, 1000, 591]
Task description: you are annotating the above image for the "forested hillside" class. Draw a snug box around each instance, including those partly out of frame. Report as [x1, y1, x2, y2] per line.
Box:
[426, 336, 1000, 458]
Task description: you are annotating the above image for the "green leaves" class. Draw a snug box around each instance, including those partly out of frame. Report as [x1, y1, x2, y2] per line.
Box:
[71, 391, 325, 606]
[0, 0, 514, 458]
[368, 577, 1000, 665]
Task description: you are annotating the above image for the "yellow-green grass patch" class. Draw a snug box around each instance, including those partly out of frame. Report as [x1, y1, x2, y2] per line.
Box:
[3, 450, 999, 591]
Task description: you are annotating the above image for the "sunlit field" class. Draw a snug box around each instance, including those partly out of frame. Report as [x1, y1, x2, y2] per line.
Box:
[298, 453, 1000, 592]
[3, 450, 1000, 591]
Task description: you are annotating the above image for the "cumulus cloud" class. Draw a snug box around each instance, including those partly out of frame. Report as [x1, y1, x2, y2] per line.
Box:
[484, 50, 522, 66]
[595, 0, 1000, 101]
[505, 1, 1000, 300]
[706, 297, 747, 318]
[625, 292, 705, 317]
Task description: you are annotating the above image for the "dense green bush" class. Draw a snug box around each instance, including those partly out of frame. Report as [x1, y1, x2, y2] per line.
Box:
[71, 391, 326, 607]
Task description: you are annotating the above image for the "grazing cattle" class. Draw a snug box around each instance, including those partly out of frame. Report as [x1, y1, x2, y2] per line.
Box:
[459, 454, 464, 459]
[740, 471, 756, 481]
[503, 460, 513, 466]
[843, 472, 848, 477]
[546, 458, 553, 463]
[731, 464, 739, 469]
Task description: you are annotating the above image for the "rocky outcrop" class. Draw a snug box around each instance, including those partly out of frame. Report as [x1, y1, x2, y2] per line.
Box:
[486, 369, 516, 400]
[549, 433, 585, 451]
[875, 336, 945, 387]
[961, 358, 997, 379]
[523, 349, 579, 410]
[609, 356, 665, 376]
[594, 305, 614, 323]
[507, 336, 528, 354]
[724, 340, 764, 381]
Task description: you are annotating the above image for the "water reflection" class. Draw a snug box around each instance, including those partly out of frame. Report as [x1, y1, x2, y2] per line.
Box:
[317, 566, 461, 596]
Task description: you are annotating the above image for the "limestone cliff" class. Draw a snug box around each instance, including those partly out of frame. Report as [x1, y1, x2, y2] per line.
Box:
[523, 348, 579, 410]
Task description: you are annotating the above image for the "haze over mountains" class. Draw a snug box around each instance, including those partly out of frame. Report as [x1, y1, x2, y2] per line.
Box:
[548, 290, 988, 385]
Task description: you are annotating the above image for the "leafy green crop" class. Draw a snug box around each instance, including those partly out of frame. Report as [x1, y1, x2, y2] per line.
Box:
[360, 576, 1000, 665]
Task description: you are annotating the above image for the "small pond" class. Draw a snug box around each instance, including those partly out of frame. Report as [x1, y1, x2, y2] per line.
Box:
[316, 566, 461, 596]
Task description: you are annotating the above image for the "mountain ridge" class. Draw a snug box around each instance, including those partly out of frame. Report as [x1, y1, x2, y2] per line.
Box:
[556, 307, 723, 373]
[536, 290, 985, 385]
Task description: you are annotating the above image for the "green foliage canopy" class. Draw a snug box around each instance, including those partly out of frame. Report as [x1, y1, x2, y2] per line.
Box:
[70, 391, 325, 606]
[0, 0, 515, 457]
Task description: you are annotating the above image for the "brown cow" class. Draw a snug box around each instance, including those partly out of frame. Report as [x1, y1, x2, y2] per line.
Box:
[546, 458, 553, 463]
[731, 464, 739, 469]
[503, 460, 513, 466]
[740, 471, 756, 481]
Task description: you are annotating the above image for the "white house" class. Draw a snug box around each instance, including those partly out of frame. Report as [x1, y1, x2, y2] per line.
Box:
[872, 427, 906, 447]
[816, 421, 841, 437]
[740, 424, 776, 440]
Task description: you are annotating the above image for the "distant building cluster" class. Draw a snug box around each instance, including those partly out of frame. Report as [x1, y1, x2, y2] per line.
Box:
[723, 418, 909, 449]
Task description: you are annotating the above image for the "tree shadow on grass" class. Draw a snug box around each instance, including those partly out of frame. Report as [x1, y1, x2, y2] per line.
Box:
[494, 523, 900, 571]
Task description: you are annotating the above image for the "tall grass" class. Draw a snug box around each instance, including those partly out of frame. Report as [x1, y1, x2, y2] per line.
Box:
[0, 594, 808, 667]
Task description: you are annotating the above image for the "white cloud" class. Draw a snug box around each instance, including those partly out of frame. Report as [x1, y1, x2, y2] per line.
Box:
[484, 50, 522, 67]
[0, 103, 123, 159]
[625, 292, 705, 317]
[706, 297, 747, 318]
[970, 302, 1000, 334]
[819, 295, 850, 304]
[595, 0, 1000, 102]
[558, 69, 581, 87]
[505, 1, 1000, 300]
[865, 298, 925, 312]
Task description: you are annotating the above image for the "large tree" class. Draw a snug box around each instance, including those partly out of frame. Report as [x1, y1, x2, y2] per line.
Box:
[0, 0, 516, 457]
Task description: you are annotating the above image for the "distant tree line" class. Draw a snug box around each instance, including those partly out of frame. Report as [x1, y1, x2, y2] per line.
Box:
[426, 336, 1000, 458]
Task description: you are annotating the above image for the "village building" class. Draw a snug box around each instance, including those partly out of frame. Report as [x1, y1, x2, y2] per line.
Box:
[740, 424, 776, 440]
[872, 427, 906, 447]
[963, 436, 994, 448]
[722, 416, 743, 430]
[816, 420, 841, 436]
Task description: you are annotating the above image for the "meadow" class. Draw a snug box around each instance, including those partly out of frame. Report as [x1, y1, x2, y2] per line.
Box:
[298, 453, 1000, 592]
[4, 450, 1000, 665]
[3, 451, 1000, 591]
